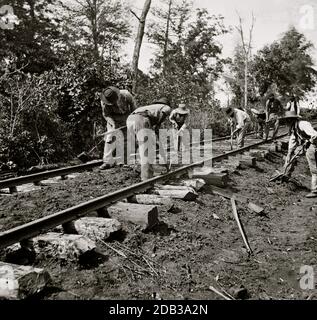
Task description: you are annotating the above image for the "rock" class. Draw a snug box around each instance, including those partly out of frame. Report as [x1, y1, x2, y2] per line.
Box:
[259, 292, 271, 300]
[74, 218, 122, 241]
[229, 285, 249, 300]
[248, 202, 264, 215]
[6, 233, 96, 262]
[213, 213, 221, 220]
[0, 262, 51, 299]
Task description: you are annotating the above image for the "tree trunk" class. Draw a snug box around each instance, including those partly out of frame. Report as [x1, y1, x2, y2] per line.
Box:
[131, 0, 152, 93]
[244, 58, 248, 110]
[89, 0, 99, 63]
[163, 0, 173, 76]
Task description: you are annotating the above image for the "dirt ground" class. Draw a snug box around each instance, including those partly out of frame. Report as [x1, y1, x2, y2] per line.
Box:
[1, 137, 317, 300]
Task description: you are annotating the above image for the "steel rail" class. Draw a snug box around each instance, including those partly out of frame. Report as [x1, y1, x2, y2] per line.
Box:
[0, 132, 258, 190]
[0, 161, 102, 190]
[0, 133, 289, 250]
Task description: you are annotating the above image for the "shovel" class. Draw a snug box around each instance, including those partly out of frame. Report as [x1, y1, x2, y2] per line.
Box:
[77, 125, 127, 163]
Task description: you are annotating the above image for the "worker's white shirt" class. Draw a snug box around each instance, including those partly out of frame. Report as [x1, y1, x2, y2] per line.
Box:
[285, 101, 300, 115]
[234, 109, 250, 130]
[289, 120, 317, 153]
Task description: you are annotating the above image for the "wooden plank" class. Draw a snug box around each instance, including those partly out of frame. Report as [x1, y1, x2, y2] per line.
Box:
[153, 187, 198, 201]
[238, 156, 256, 168]
[128, 194, 173, 206]
[107, 202, 159, 230]
[189, 167, 229, 187]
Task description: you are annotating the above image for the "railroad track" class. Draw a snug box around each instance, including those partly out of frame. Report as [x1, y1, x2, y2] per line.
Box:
[0, 130, 291, 251]
[0, 130, 261, 194]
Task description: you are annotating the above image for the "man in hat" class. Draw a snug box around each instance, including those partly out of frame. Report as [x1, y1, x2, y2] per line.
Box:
[126, 98, 171, 181]
[169, 102, 190, 151]
[224, 107, 251, 148]
[100, 86, 137, 170]
[281, 110, 317, 198]
[265, 93, 283, 140]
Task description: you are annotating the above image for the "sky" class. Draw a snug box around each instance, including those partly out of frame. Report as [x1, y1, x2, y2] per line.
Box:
[124, 0, 317, 73]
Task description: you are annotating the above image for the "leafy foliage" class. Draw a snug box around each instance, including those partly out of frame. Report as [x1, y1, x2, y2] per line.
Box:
[144, 3, 228, 114]
[252, 27, 317, 97]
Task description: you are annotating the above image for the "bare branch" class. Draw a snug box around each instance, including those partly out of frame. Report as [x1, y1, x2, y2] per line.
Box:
[236, 11, 248, 55]
[130, 9, 141, 21]
[247, 12, 255, 56]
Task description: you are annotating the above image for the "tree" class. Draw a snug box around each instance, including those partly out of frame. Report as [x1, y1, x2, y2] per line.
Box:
[253, 27, 317, 97]
[235, 12, 255, 109]
[146, 3, 228, 107]
[130, 0, 152, 93]
[0, 0, 64, 74]
[229, 45, 258, 107]
[0, 67, 73, 168]
[63, 0, 131, 73]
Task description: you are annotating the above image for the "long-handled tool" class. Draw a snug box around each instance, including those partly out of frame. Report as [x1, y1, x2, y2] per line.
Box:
[231, 198, 253, 256]
[77, 125, 127, 163]
[270, 142, 308, 183]
[230, 122, 234, 150]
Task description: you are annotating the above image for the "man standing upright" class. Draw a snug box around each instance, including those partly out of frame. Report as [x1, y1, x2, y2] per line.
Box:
[265, 93, 283, 140]
[100, 86, 137, 170]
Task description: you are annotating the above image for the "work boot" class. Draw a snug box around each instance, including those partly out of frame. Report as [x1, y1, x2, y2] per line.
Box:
[99, 163, 115, 170]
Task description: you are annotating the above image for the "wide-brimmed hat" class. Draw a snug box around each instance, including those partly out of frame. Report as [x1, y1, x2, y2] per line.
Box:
[152, 97, 170, 106]
[102, 86, 120, 105]
[251, 108, 265, 115]
[279, 110, 302, 120]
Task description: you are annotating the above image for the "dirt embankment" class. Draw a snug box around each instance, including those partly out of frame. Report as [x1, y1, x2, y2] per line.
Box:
[1, 145, 317, 300]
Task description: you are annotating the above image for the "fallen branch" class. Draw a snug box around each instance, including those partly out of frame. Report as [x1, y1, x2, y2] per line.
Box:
[99, 240, 127, 258]
[209, 285, 233, 300]
[231, 198, 253, 255]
